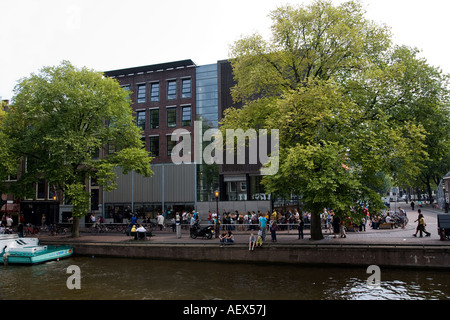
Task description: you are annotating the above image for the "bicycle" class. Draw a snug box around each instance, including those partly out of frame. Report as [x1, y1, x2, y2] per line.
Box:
[49, 224, 68, 235]
[89, 223, 106, 233]
[24, 223, 40, 236]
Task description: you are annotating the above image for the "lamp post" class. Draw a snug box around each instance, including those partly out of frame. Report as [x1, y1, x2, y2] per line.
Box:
[214, 190, 219, 216]
[443, 185, 448, 213]
[53, 195, 57, 235]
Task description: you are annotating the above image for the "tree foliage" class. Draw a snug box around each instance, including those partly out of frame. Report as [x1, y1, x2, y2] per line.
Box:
[0, 61, 153, 237]
[220, 0, 449, 240]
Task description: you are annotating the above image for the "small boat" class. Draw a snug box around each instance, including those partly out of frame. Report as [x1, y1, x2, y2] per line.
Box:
[0, 234, 73, 265]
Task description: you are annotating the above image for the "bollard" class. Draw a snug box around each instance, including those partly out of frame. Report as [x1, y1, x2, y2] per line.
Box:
[176, 223, 181, 238]
[176, 213, 181, 238]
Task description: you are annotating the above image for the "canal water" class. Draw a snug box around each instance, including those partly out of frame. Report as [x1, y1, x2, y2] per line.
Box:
[1, 256, 449, 300]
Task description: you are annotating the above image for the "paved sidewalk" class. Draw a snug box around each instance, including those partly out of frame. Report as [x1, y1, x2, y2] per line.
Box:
[38, 203, 450, 247]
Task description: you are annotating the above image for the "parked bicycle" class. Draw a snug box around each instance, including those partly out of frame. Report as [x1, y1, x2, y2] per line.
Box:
[24, 223, 40, 236]
[49, 224, 68, 235]
[89, 222, 107, 233]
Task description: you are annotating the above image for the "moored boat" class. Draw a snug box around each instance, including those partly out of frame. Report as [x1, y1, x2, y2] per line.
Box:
[0, 234, 73, 265]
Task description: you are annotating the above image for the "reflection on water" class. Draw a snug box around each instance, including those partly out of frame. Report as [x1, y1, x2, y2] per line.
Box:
[1, 257, 449, 300]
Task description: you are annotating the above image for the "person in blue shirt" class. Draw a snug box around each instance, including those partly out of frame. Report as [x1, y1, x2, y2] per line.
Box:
[259, 213, 268, 241]
[128, 214, 137, 232]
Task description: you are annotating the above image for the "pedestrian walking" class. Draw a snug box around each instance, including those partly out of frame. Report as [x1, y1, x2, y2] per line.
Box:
[410, 201, 415, 211]
[413, 210, 431, 237]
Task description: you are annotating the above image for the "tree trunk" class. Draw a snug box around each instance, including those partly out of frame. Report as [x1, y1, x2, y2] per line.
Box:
[71, 216, 80, 238]
[310, 211, 324, 240]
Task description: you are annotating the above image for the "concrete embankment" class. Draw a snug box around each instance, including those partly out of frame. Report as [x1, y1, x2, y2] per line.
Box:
[41, 236, 450, 269]
[39, 204, 450, 269]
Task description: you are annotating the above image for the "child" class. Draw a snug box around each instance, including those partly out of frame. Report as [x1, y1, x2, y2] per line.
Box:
[249, 232, 256, 251]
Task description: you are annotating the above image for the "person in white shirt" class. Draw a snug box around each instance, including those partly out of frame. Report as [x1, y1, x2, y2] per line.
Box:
[157, 213, 165, 230]
[135, 224, 148, 240]
[385, 214, 392, 223]
[6, 215, 13, 227]
[136, 224, 147, 232]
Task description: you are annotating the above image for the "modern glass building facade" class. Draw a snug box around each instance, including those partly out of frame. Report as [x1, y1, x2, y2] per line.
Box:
[196, 64, 220, 202]
[196, 64, 218, 128]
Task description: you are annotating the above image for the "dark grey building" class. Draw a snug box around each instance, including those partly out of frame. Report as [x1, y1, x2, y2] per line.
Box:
[102, 59, 272, 222]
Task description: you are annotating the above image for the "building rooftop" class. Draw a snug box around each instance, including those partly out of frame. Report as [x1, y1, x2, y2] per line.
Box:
[104, 59, 196, 78]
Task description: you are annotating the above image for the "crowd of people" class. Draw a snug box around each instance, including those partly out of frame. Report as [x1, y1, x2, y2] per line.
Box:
[211, 209, 304, 248]
[0, 214, 14, 234]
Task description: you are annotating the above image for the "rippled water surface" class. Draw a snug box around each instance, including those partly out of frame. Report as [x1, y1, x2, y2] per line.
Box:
[1, 256, 449, 300]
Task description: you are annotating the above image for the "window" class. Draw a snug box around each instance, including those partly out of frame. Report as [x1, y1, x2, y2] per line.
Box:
[150, 108, 160, 129]
[167, 135, 177, 156]
[136, 111, 146, 130]
[37, 179, 45, 199]
[149, 136, 159, 157]
[48, 185, 56, 199]
[137, 84, 146, 103]
[91, 189, 99, 211]
[182, 105, 191, 126]
[150, 82, 160, 102]
[122, 85, 131, 100]
[181, 78, 191, 98]
[167, 107, 177, 127]
[167, 80, 177, 100]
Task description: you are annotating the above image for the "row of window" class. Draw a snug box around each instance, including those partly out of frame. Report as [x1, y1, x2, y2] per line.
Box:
[136, 106, 192, 130]
[125, 78, 192, 103]
[143, 135, 190, 158]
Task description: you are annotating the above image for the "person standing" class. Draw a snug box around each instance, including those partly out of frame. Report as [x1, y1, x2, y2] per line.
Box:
[259, 213, 268, 241]
[270, 219, 277, 242]
[157, 212, 165, 230]
[340, 218, 347, 238]
[332, 213, 341, 238]
[298, 213, 305, 239]
[213, 214, 219, 238]
[6, 215, 13, 228]
[410, 201, 415, 211]
[398, 207, 407, 229]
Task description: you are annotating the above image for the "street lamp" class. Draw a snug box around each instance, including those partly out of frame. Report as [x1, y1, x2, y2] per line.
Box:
[443, 185, 448, 213]
[53, 195, 57, 235]
[214, 190, 219, 216]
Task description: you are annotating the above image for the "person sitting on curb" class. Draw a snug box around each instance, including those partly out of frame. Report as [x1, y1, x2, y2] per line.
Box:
[136, 224, 148, 240]
[249, 233, 256, 251]
[256, 229, 264, 247]
[225, 231, 234, 245]
[219, 232, 227, 247]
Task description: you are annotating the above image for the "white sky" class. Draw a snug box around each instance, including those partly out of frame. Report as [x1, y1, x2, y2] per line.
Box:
[1, 0, 449, 100]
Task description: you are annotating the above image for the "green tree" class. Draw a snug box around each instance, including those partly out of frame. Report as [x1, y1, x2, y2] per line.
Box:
[0, 61, 152, 237]
[221, 0, 432, 240]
